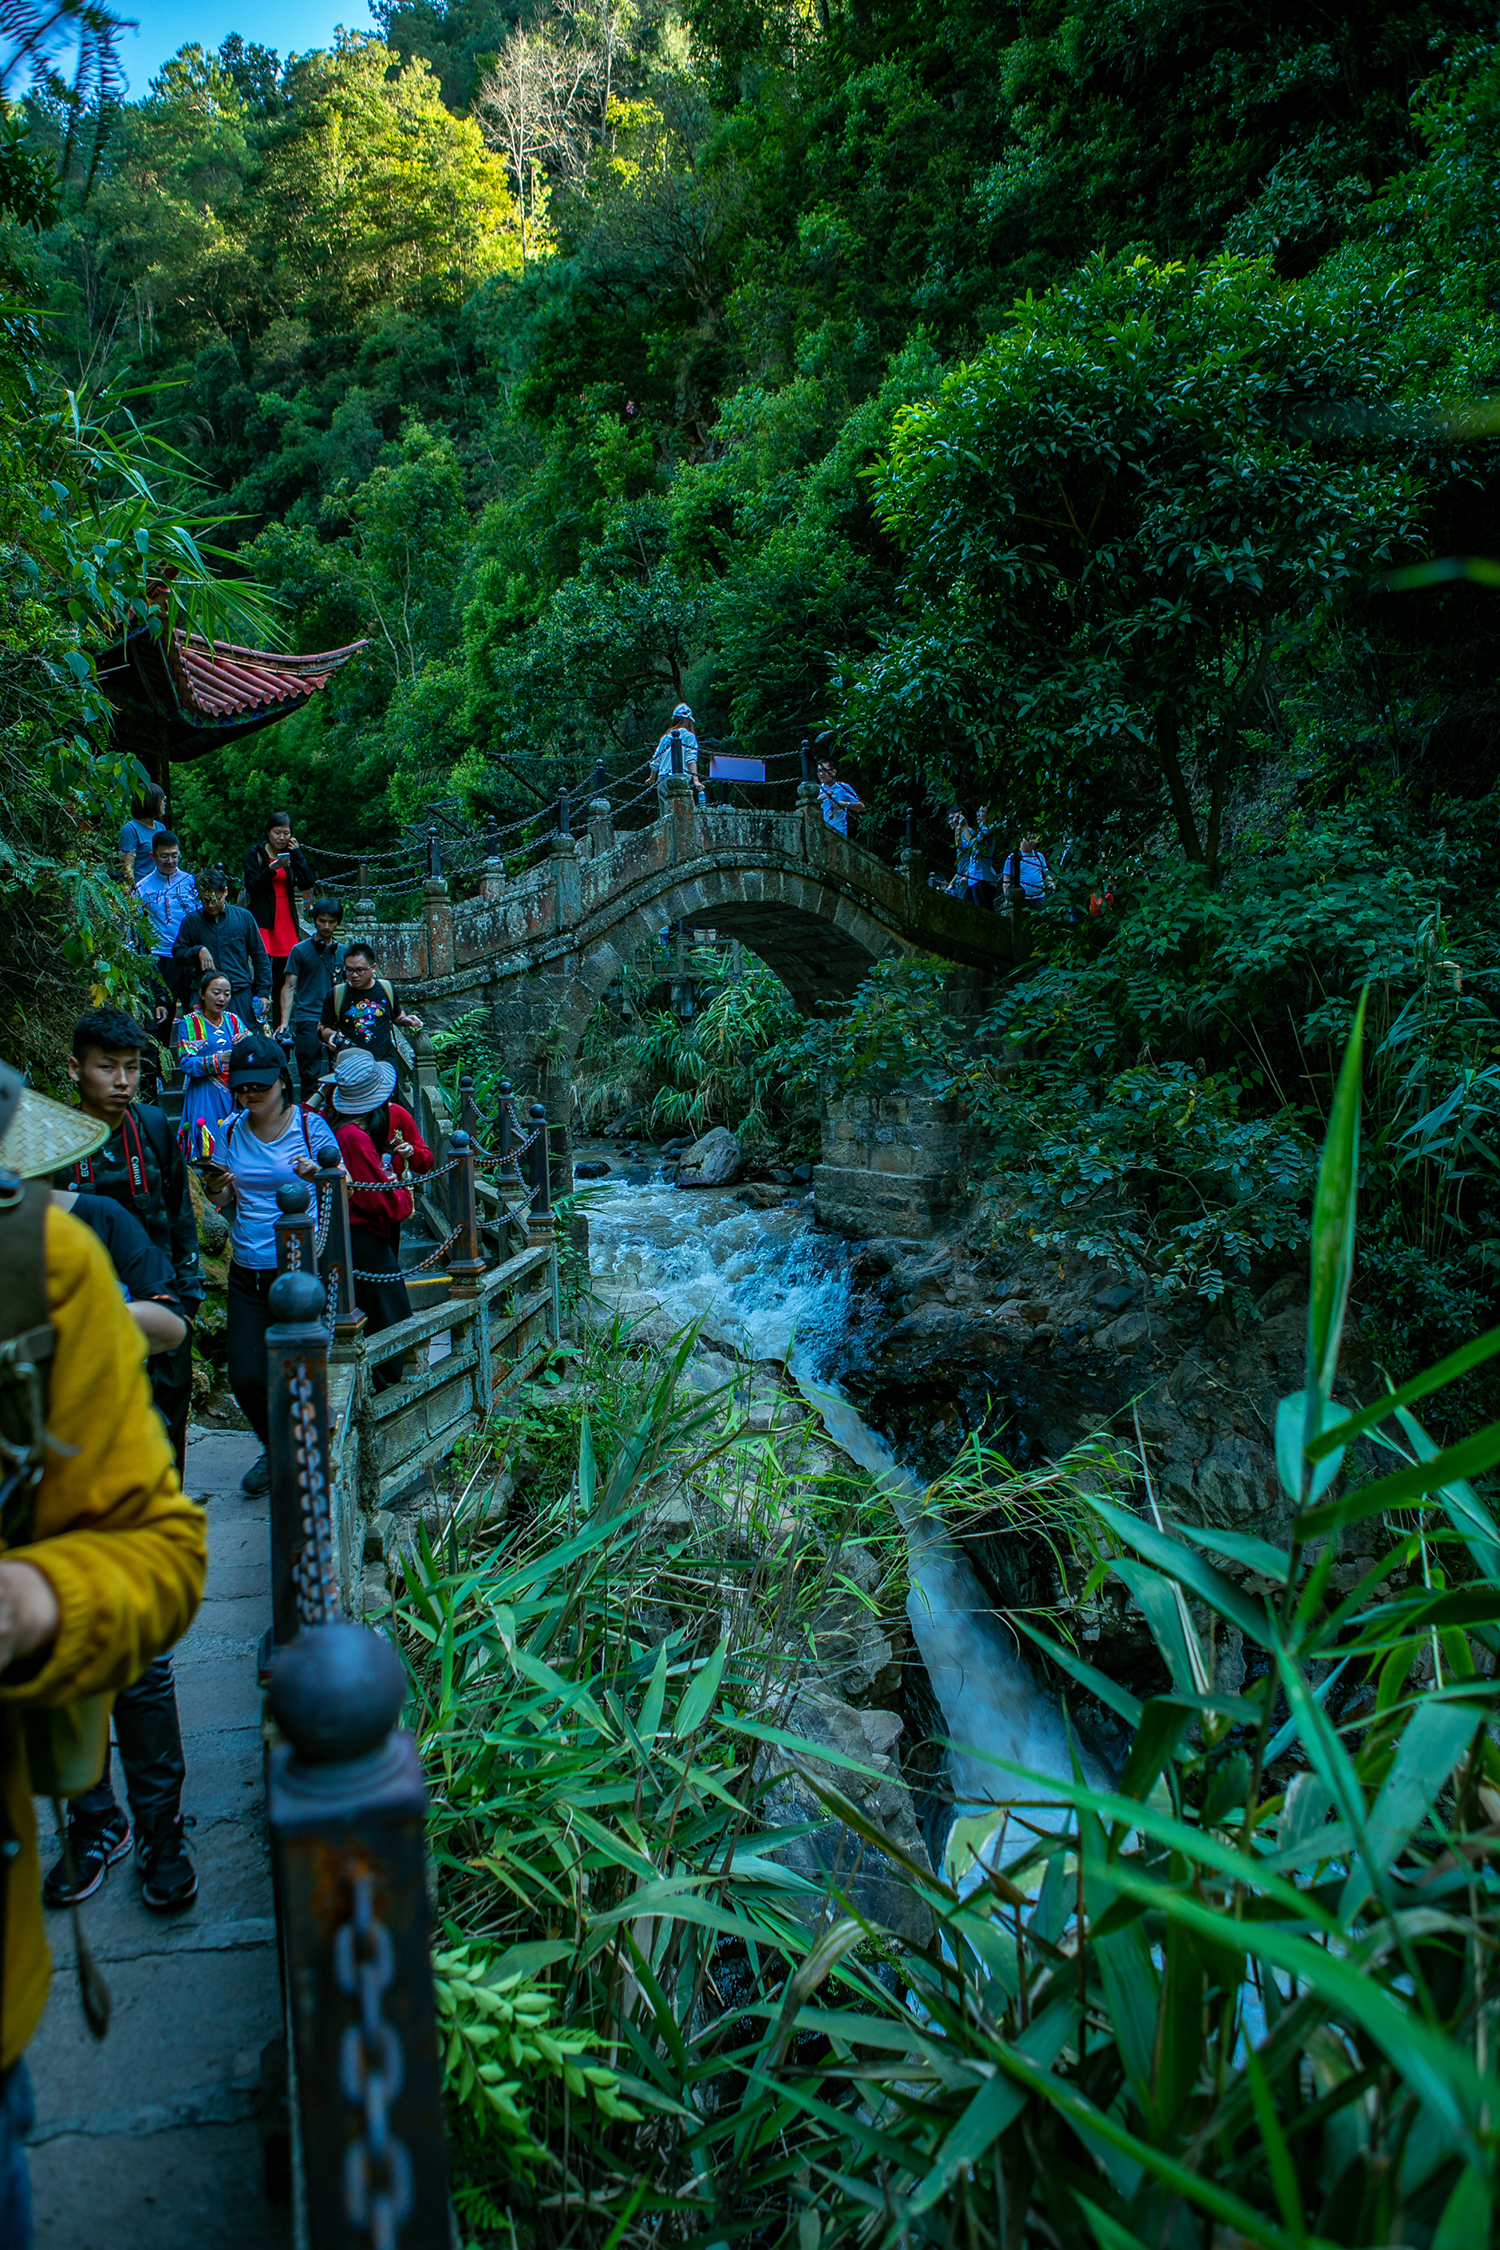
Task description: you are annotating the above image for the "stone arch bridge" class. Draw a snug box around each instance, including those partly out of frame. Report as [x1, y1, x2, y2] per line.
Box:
[355, 789, 1020, 1187]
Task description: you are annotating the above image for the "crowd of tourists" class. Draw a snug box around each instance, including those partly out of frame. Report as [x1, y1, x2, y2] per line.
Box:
[0, 788, 448, 2219]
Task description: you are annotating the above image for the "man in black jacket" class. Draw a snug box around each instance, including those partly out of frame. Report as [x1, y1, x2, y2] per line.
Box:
[61, 1006, 203, 1473]
[42, 1191, 201, 1912]
[173, 866, 272, 1024]
[45, 1037, 204, 1914]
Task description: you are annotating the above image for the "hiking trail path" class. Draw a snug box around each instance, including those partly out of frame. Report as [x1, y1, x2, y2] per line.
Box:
[26, 1424, 289, 2249]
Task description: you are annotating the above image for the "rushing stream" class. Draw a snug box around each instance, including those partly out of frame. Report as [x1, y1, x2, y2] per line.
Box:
[584, 1163, 1103, 1868]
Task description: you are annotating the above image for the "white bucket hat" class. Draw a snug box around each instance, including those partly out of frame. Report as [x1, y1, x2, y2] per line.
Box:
[321, 1047, 398, 1115]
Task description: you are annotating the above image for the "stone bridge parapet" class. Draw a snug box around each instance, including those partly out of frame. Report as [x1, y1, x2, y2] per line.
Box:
[352, 795, 1020, 1173]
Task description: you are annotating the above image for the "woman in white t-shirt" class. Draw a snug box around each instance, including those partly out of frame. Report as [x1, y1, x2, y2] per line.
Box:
[199, 1032, 341, 1497]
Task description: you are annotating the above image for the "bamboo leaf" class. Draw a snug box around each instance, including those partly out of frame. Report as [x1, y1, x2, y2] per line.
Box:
[1170, 1522, 1292, 1582]
[1307, 1323, 1500, 1460]
[1296, 1419, 1500, 1539]
[1307, 990, 1366, 1407]
[1338, 1698, 1482, 1920]
[1244, 2046, 1308, 2246]
[578, 1413, 597, 1513]
[1393, 1404, 1500, 1579]
[637, 1639, 670, 1746]
[1089, 1491, 1269, 1642]
[673, 1635, 728, 1739]
[909, 1999, 1077, 2212]
[1012, 1616, 1144, 1726]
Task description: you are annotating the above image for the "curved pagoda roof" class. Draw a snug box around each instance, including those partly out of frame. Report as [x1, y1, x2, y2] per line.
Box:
[97, 622, 368, 764]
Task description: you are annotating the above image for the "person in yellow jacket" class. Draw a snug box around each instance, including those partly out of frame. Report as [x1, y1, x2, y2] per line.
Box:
[0, 1065, 207, 2243]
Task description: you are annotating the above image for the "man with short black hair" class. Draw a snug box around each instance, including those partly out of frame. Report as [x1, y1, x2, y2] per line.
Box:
[280, 898, 345, 1095]
[319, 942, 423, 1075]
[134, 831, 200, 1026]
[172, 867, 271, 1025]
[44, 1010, 207, 1915]
[61, 1008, 203, 1468]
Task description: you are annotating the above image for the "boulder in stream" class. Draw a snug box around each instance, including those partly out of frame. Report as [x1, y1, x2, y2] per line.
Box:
[759, 1688, 933, 1945]
[676, 1126, 742, 1188]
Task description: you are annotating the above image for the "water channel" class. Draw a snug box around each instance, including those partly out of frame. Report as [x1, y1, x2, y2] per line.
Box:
[582, 1160, 1106, 1873]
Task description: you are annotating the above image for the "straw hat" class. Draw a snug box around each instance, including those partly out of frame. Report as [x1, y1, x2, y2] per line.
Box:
[320, 1046, 398, 1115]
[0, 1061, 110, 1181]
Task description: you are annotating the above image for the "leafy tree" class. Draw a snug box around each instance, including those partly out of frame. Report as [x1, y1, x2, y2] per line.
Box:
[255, 34, 522, 327]
[844, 254, 1439, 877]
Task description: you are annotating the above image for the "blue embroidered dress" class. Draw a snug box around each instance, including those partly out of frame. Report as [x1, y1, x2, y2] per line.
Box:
[175, 1009, 253, 1157]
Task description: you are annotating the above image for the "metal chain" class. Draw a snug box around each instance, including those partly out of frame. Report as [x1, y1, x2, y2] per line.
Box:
[322, 1262, 340, 1336]
[314, 1183, 333, 1256]
[287, 1361, 339, 1627]
[335, 1875, 413, 2249]
[351, 1225, 460, 1282]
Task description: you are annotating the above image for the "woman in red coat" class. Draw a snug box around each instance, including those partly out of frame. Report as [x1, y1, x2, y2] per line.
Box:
[321, 1048, 434, 1382]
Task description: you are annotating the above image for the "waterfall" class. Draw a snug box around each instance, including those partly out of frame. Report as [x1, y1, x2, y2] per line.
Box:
[585, 1169, 1106, 1872]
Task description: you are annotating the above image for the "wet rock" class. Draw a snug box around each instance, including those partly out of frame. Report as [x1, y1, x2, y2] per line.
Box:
[734, 1181, 788, 1210]
[677, 1127, 743, 1188]
[809, 1546, 903, 1704]
[759, 1689, 934, 1945]
[1094, 1282, 1138, 1312]
[573, 1158, 612, 1179]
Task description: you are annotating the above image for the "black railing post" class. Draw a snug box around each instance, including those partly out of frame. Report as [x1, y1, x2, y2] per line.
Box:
[527, 1102, 552, 1219]
[267, 1624, 449, 2246]
[905, 807, 914, 857]
[446, 1129, 484, 1293]
[263, 1269, 336, 1673]
[425, 823, 443, 880]
[557, 787, 571, 837]
[483, 815, 498, 858]
[670, 728, 683, 778]
[800, 738, 811, 785]
[492, 1079, 517, 1173]
[276, 1179, 316, 1276]
[316, 1147, 364, 1344]
[458, 1071, 481, 1139]
[590, 757, 606, 801]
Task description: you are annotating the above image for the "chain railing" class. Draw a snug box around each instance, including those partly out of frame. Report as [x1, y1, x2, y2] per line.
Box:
[261, 1264, 450, 2246]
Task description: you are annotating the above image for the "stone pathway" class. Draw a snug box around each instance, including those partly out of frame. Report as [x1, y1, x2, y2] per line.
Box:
[26, 1427, 291, 2249]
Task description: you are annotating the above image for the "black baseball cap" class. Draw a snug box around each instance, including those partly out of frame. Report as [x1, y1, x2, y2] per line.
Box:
[226, 1033, 287, 1089]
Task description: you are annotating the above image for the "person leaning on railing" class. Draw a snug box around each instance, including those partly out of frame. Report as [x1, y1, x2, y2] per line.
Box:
[0, 1064, 208, 2244]
[196, 1035, 341, 1499]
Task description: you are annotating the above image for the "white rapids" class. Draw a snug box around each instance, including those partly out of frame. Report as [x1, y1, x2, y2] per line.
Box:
[582, 1164, 1105, 1863]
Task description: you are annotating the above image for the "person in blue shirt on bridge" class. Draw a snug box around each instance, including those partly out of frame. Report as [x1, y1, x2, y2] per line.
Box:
[817, 758, 862, 837]
[648, 704, 700, 811]
[134, 831, 201, 1026]
[118, 784, 167, 883]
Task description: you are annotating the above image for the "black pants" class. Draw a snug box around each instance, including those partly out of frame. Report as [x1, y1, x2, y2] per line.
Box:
[150, 1334, 194, 1480]
[71, 1655, 185, 1834]
[227, 1260, 277, 1445]
[292, 1025, 325, 1097]
[967, 880, 996, 911]
[350, 1229, 411, 1392]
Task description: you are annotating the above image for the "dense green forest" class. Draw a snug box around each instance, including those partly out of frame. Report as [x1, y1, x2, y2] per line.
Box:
[5, 0, 1499, 1380]
[9, 9, 1500, 2245]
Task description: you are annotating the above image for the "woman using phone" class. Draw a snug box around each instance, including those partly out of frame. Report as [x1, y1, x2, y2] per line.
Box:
[198, 1033, 341, 1494]
[242, 810, 315, 1012]
[174, 969, 253, 1158]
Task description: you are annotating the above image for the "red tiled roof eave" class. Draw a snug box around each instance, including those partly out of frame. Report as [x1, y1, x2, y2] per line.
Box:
[165, 632, 370, 725]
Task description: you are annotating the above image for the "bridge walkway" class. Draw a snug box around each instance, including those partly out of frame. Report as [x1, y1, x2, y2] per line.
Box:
[26, 1423, 289, 2250]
